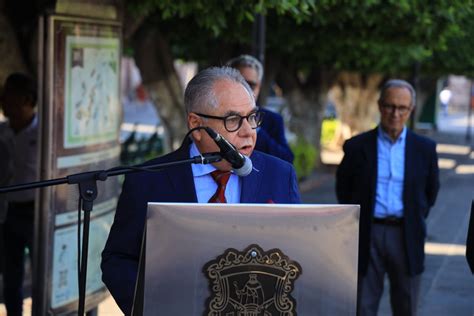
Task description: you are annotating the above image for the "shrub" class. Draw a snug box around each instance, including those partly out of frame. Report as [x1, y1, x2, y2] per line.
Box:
[290, 137, 318, 181]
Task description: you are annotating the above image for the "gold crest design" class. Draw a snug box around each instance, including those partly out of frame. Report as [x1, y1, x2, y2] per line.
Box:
[203, 244, 302, 316]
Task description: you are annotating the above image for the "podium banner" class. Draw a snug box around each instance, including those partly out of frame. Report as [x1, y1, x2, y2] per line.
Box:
[141, 203, 359, 315]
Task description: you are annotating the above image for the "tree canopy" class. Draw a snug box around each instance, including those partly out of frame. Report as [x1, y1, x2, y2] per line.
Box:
[128, 0, 474, 76]
[124, 0, 474, 152]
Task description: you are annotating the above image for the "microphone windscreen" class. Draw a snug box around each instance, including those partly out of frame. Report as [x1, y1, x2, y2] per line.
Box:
[233, 156, 253, 177]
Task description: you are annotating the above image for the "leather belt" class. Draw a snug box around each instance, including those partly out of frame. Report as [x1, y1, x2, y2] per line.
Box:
[373, 216, 403, 226]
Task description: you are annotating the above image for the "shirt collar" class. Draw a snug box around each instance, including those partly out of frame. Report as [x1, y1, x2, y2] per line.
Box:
[190, 142, 217, 177]
[25, 114, 38, 132]
[378, 125, 407, 143]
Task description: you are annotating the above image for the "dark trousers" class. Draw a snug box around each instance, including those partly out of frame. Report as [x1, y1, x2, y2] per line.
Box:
[358, 223, 421, 316]
[2, 202, 34, 316]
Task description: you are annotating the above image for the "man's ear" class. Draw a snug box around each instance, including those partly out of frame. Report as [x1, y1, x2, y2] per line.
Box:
[187, 113, 202, 141]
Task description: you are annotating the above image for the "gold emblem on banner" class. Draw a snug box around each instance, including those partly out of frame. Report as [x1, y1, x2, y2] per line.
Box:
[203, 244, 302, 316]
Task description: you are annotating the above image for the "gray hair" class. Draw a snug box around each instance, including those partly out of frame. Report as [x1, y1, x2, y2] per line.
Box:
[226, 54, 264, 82]
[184, 66, 255, 114]
[379, 79, 416, 107]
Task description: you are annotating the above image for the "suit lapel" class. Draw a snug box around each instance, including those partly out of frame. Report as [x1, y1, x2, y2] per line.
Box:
[403, 130, 415, 205]
[363, 128, 378, 214]
[154, 142, 198, 202]
[240, 152, 264, 203]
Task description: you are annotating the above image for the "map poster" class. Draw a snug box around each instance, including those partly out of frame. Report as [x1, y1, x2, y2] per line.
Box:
[64, 36, 120, 148]
[36, 15, 121, 315]
[49, 16, 121, 174]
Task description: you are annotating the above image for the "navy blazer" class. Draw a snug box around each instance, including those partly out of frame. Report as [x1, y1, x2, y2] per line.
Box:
[336, 128, 439, 276]
[256, 108, 294, 163]
[101, 143, 301, 314]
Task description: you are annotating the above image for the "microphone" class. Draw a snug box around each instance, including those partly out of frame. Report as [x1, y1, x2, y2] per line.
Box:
[204, 127, 253, 176]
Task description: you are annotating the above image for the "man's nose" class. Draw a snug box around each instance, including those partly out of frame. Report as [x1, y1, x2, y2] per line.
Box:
[238, 118, 254, 135]
[389, 109, 401, 117]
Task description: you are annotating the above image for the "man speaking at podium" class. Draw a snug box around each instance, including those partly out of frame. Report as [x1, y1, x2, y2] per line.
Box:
[101, 66, 301, 314]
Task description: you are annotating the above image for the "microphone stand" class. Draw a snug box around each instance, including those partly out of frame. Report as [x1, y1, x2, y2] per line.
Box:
[0, 152, 223, 315]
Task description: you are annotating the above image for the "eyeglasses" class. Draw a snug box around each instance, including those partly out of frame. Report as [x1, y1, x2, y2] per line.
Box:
[194, 110, 264, 132]
[380, 103, 412, 115]
[245, 80, 258, 90]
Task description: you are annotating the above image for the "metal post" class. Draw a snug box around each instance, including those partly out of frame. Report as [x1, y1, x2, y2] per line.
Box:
[252, 14, 266, 65]
[409, 62, 420, 130]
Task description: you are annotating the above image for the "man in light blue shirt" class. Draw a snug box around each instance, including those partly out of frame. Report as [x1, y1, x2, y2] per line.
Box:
[337, 79, 440, 316]
[374, 125, 406, 219]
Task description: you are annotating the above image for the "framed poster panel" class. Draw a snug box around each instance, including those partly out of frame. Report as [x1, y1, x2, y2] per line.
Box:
[37, 15, 121, 315]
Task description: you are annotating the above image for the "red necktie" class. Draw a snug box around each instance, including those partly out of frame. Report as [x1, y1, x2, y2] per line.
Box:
[208, 170, 231, 203]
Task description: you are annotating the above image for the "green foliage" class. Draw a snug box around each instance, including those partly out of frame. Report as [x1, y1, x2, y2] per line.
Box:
[127, 0, 474, 76]
[122, 46, 134, 57]
[425, 4, 474, 76]
[126, 0, 316, 64]
[266, 0, 474, 75]
[128, 0, 315, 36]
[290, 137, 318, 180]
[122, 0, 474, 175]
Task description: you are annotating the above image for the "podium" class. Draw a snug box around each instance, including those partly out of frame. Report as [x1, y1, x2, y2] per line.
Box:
[133, 203, 359, 315]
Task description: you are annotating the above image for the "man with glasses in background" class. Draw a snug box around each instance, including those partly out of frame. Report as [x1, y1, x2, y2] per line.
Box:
[336, 79, 440, 316]
[227, 54, 294, 163]
[101, 66, 301, 315]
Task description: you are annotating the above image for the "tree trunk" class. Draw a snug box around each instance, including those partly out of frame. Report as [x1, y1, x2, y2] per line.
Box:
[329, 72, 384, 147]
[277, 66, 334, 165]
[132, 23, 187, 150]
[414, 76, 438, 123]
[286, 87, 326, 149]
[258, 53, 281, 106]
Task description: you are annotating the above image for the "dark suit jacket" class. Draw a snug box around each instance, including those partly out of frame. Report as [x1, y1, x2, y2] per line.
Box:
[256, 108, 294, 163]
[336, 127, 439, 276]
[467, 200, 474, 273]
[101, 143, 301, 314]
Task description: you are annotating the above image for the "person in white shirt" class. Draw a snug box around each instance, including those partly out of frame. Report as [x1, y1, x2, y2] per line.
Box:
[439, 88, 452, 116]
[0, 73, 38, 316]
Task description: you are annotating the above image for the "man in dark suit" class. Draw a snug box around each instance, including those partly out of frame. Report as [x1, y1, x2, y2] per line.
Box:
[336, 79, 439, 316]
[227, 54, 294, 163]
[101, 66, 301, 314]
